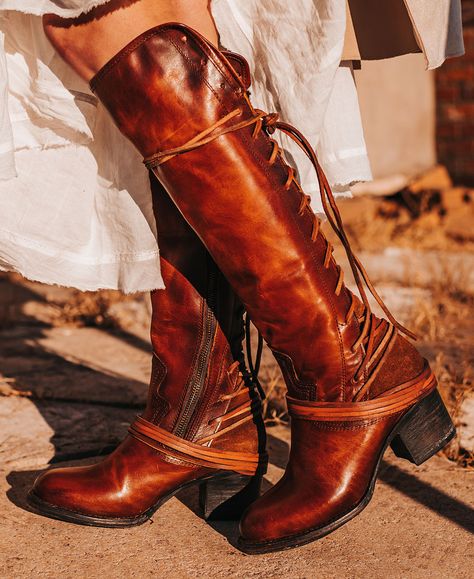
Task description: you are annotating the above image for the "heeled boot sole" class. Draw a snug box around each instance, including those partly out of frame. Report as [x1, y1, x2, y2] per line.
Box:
[238, 389, 456, 554]
[27, 470, 262, 528]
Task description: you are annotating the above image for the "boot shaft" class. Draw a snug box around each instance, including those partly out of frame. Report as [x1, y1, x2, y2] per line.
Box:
[144, 176, 253, 445]
[92, 24, 424, 403]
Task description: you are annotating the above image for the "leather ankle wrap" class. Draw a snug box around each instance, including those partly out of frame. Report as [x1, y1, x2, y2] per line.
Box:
[287, 364, 436, 422]
[129, 416, 261, 476]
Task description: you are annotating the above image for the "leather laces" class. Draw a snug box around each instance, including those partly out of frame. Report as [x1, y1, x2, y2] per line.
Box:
[245, 313, 265, 400]
[131, 361, 263, 467]
[198, 360, 263, 443]
[287, 363, 436, 420]
[129, 414, 260, 475]
[144, 107, 416, 395]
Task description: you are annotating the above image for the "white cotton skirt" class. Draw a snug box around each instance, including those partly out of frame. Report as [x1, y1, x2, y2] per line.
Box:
[0, 0, 372, 293]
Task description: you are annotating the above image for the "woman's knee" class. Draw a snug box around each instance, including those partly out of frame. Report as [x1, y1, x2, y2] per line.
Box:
[41, 0, 217, 80]
[42, 15, 65, 50]
[42, 13, 98, 79]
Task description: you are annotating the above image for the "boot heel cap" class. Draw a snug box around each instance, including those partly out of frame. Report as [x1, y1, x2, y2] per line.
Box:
[199, 473, 262, 521]
[391, 389, 456, 466]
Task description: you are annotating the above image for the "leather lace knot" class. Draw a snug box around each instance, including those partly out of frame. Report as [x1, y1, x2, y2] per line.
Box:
[261, 112, 279, 134]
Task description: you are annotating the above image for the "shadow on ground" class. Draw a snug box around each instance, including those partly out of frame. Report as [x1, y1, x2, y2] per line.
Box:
[0, 276, 150, 460]
[6, 430, 473, 553]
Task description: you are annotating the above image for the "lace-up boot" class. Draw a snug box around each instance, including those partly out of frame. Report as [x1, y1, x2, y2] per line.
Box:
[88, 24, 455, 549]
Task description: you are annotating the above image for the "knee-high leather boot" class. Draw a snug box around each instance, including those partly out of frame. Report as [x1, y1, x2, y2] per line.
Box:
[28, 177, 266, 527]
[88, 24, 455, 549]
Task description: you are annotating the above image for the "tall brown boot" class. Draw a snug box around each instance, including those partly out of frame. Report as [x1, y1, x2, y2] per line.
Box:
[89, 24, 455, 549]
[28, 177, 266, 527]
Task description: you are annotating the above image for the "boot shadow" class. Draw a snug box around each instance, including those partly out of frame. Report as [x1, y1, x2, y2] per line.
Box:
[176, 431, 289, 547]
[0, 274, 147, 512]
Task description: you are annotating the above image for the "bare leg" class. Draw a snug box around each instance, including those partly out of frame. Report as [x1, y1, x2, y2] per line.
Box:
[43, 0, 218, 81]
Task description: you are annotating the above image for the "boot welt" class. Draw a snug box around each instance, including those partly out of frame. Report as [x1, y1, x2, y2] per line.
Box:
[238, 389, 456, 554]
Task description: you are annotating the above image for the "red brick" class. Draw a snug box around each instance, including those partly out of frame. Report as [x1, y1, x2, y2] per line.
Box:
[462, 32, 474, 52]
[452, 125, 474, 138]
[460, 81, 474, 99]
[443, 103, 474, 122]
[436, 124, 452, 136]
[436, 85, 460, 100]
[440, 141, 474, 155]
[435, 14, 474, 184]
[438, 67, 474, 81]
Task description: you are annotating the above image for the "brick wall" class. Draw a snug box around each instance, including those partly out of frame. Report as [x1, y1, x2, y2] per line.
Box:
[436, 2, 474, 185]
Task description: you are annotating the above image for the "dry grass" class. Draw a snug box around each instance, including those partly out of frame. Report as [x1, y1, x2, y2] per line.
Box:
[408, 286, 473, 468]
[333, 186, 474, 253]
[434, 354, 473, 468]
[410, 290, 473, 342]
[404, 237, 473, 468]
[52, 290, 131, 329]
[259, 363, 288, 425]
[335, 185, 474, 467]
[259, 184, 474, 464]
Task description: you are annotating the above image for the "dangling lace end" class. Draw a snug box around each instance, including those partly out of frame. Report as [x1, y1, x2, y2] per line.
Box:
[252, 372, 266, 402]
[245, 313, 266, 400]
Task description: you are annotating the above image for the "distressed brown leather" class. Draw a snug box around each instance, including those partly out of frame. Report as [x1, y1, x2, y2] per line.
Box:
[242, 412, 402, 542]
[90, 24, 425, 400]
[237, 365, 437, 545]
[86, 24, 443, 544]
[30, 177, 264, 521]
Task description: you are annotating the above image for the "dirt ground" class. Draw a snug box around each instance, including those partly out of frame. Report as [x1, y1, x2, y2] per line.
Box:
[0, 183, 473, 578]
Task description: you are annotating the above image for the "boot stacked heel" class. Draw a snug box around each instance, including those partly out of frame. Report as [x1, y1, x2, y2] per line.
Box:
[199, 472, 263, 521]
[390, 389, 456, 466]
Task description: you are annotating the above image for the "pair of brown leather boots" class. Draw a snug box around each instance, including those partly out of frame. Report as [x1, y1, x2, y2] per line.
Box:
[28, 24, 455, 554]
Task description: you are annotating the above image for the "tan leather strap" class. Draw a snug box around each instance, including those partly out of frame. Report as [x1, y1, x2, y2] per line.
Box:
[287, 364, 437, 422]
[129, 416, 260, 475]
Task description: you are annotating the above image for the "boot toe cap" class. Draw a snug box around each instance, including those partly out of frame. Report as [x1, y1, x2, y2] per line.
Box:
[239, 495, 287, 543]
[30, 465, 99, 516]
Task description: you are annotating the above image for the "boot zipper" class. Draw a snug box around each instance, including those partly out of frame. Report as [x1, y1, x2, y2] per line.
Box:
[173, 265, 217, 439]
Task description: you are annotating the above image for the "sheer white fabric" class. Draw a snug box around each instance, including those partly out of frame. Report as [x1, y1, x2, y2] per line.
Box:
[0, 15, 160, 292]
[0, 1, 371, 292]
